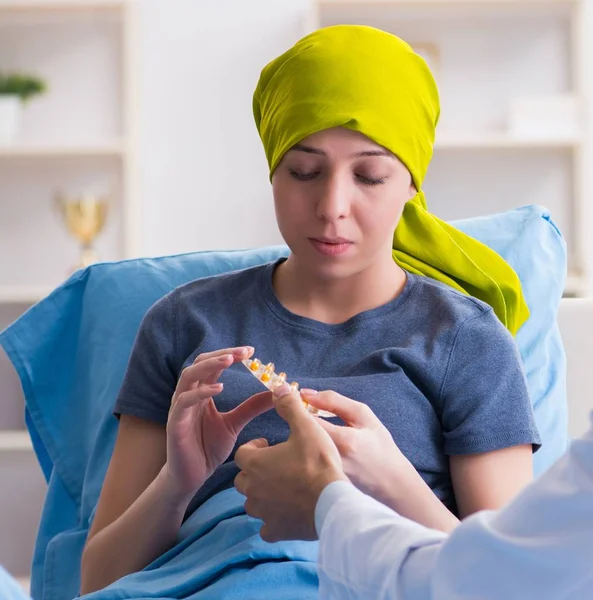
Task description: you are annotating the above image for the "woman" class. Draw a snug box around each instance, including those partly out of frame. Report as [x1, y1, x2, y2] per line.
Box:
[80, 24, 540, 595]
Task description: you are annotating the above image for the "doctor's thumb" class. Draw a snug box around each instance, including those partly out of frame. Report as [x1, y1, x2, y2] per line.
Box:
[272, 383, 311, 428]
[245, 437, 269, 450]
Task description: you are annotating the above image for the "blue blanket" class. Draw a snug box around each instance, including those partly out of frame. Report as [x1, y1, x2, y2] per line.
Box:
[80, 488, 318, 600]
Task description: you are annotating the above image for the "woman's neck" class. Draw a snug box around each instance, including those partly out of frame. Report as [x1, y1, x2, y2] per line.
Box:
[272, 256, 407, 325]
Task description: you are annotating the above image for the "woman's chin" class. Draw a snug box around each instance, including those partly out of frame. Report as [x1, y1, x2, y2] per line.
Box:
[293, 250, 361, 281]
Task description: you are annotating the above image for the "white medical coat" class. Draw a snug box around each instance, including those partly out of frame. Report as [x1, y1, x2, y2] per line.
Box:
[315, 417, 593, 600]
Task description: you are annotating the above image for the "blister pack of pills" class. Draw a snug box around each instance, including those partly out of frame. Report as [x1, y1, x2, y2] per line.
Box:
[242, 357, 336, 418]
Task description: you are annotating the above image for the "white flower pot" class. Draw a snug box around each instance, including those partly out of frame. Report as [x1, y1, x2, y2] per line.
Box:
[0, 95, 22, 145]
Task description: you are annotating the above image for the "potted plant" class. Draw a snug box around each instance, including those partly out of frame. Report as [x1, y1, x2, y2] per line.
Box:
[0, 72, 47, 145]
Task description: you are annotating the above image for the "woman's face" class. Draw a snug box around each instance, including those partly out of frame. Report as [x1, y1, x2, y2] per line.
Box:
[272, 127, 416, 279]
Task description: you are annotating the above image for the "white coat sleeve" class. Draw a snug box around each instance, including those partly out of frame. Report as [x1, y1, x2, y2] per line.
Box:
[432, 420, 593, 599]
[315, 480, 446, 600]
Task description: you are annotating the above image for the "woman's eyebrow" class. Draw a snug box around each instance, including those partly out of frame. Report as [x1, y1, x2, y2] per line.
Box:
[355, 149, 394, 158]
[290, 144, 325, 155]
[290, 144, 394, 158]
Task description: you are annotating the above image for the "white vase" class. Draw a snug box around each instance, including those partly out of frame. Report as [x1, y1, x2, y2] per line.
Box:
[0, 95, 22, 145]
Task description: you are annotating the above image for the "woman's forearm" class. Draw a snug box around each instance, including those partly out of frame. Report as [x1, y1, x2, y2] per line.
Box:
[80, 466, 199, 595]
[375, 462, 459, 533]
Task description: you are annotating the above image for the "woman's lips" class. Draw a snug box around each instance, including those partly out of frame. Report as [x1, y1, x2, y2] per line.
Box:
[309, 238, 353, 256]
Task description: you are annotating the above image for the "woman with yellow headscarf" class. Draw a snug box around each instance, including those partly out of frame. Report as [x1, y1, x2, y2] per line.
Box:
[80, 25, 540, 598]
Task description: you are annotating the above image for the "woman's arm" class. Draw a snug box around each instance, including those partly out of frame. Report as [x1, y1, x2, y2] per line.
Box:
[80, 347, 272, 595]
[438, 309, 540, 518]
[80, 416, 195, 595]
[372, 443, 534, 531]
[373, 457, 460, 533]
[450, 444, 533, 518]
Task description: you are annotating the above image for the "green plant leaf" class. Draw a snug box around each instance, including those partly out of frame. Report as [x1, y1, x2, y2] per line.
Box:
[0, 72, 47, 102]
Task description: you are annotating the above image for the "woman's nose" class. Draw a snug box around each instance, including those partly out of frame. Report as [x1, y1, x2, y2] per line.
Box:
[315, 173, 351, 221]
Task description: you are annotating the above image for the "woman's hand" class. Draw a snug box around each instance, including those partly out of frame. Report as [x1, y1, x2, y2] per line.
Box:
[301, 389, 410, 502]
[302, 389, 459, 532]
[163, 346, 274, 501]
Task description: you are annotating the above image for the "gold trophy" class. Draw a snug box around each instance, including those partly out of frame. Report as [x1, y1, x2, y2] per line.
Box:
[54, 192, 110, 272]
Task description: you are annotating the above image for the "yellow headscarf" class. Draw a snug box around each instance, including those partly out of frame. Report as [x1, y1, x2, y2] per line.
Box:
[253, 25, 529, 335]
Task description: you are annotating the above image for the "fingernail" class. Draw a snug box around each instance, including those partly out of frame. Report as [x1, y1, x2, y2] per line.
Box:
[273, 383, 291, 398]
[218, 354, 233, 362]
[301, 388, 318, 396]
[210, 382, 223, 391]
[234, 346, 253, 355]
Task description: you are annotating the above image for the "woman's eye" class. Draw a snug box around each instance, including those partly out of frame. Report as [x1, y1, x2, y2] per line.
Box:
[289, 169, 319, 181]
[356, 174, 385, 186]
[288, 169, 385, 185]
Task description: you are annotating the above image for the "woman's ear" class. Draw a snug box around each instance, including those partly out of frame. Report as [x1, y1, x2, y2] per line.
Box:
[408, 182, 417, 200]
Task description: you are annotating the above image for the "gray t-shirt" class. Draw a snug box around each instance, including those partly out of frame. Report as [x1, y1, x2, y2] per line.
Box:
[114, 259, 540, 517]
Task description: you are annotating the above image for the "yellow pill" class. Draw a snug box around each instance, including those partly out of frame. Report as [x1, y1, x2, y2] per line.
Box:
[249, 361, 259, 371]
[261, 372, 271, 382]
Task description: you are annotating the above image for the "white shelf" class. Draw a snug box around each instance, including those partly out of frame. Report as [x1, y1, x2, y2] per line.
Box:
[0, 142, 126, 158]
[0, 0, 125, 12]
[435, 132, 580, 150]
[318, 0, 576, 6]
[0, 431, 32, 451]
[0, 286, 53, 304]
[316, 0, 577, 19]
[565, 275, 589, 296]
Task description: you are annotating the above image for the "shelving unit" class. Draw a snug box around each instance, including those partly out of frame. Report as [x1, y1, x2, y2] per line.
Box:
[310, 0, 593, 298]
[565, 274, 589, 296]
[0, 1, 125, 9]
[0, 0, 138, 581]
[0, 431, 32, 451]
[0, 141, 126, 157]
[434, 132, 581, 150]
[0, 0, 139, 301]
[315, 0, 578, 16]
[0, 285, 53, 304]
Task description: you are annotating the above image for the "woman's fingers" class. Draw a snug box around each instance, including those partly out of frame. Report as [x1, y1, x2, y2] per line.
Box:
[314, 416, 344, 436]
[176, 346, 253, 395]
[169, 382, 223, 418]
[223, 392, 275, 436]
[198, 365, 225, 388]
[169, 345, 258, 425]
[193, 346, 254, 366]
[175, 355, 230, 395]
[313, 417, 352, 453]
[301, 389, 374, 426]
[199, 346, 254, 385]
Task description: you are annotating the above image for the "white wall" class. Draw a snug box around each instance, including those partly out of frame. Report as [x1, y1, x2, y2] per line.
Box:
[0, 450, 45, 578]
[558, 300, 593, 439]
[135, 0, 313, 257]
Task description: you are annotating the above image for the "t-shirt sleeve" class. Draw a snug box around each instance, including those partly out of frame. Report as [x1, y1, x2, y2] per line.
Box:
[113, 291, 180, 425]
[439, 308, 541, 456]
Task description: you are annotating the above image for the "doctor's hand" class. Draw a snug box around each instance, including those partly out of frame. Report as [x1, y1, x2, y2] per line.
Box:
[300, 389, 413, 504]
[234, 384, 348, 542]
[164, 346, 274, 501]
